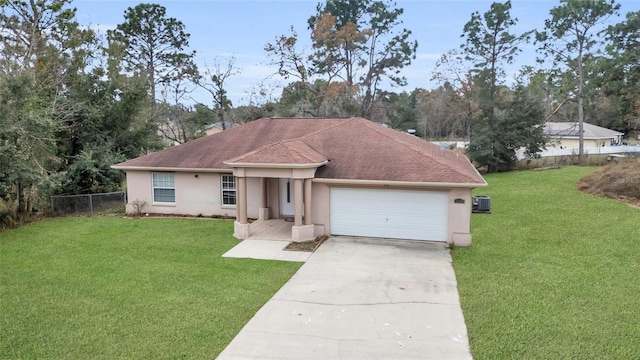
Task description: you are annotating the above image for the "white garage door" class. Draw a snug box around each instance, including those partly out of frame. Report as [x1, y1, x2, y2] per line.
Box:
[330, 188, 448, 241]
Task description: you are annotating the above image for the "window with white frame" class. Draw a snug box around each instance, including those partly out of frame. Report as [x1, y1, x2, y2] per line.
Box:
[152, 173, 175, 203]
[221, 174, 236, 206]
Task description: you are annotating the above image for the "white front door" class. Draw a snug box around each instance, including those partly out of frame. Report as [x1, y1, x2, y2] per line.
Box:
[279, 178, 295, 216]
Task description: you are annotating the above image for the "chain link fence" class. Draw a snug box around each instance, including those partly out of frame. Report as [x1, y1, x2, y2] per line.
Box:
[51, 191, 126, 216]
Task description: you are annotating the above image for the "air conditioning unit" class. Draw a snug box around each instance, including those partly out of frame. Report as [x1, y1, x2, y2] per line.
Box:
[472, 195, 491, 213]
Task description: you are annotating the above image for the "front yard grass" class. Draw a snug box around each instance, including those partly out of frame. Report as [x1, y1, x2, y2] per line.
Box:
[0, 217, 301, 359]
[453, 166, 640, 359]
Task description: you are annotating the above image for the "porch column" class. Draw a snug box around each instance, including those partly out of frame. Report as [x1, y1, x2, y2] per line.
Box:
[293, 178, 303, 227]
[261, 178, 268, 208]
[304, 179, 312, 225]
[233, 176, 250, 239]
[258, 177, 269, 220]
[291, 177, 314, 242]
[237, 176, 247, 224]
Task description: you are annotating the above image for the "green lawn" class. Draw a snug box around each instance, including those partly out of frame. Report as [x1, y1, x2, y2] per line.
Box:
[0, 217, 301, 359]
[453, 166, 640, 359]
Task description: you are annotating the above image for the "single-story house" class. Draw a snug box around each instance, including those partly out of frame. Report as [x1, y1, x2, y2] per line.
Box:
[545, 122, 624, 149]
[112, 117, 487, 246]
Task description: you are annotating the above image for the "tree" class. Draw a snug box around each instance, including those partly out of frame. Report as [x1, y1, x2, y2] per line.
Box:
[536, 0, 620, 165]
[467, 82, 546, 172]
[602, 10, 640, 134]
[308, 0, 417, 118]
[195, 56, 240, 129]
[431, 49, 481, 139]
[265, 27, 312, 84]
[0, 71, 54, 214]
[265, 27, 323, 116]
[107, 3, 197, 100]
[460, 0, 533, 172]
[0, 0, 95, 213]
[0, 0, 90, 73]
[53, 70, 159, 194]
[461, 0, 530, 113]
[264, 25, 360, 118]
[375, 90, 419, 132]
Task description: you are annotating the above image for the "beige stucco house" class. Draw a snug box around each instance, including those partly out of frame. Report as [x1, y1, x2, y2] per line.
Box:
[545, 122, 624, 149]
[112, 117, 486, 246]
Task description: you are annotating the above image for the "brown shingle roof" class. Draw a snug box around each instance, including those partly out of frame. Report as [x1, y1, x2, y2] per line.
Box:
[114, 117, 485, 184]
[225, 140, 328, 165]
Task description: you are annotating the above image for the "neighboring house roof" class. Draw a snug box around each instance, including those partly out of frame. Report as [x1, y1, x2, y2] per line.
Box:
[114, 117, 485, 185]
[544, 122, 624, 139]
[205, 121, 237, 131]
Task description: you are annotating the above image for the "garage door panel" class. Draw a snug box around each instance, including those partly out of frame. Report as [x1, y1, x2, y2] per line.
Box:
[330, 188, 448, 241]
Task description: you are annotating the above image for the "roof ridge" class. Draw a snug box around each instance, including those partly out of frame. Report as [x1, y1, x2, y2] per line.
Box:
[358, 120, 478, 183]
[226, 138, 327, 164]
[281, 139, 328, 163]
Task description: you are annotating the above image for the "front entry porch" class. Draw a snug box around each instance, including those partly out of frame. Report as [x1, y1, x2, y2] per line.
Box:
[247, 219, 294, 241]
[228, 162, 325, 242]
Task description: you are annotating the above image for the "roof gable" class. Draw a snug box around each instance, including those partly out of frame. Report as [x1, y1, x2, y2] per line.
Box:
[225, 139, 328, 165]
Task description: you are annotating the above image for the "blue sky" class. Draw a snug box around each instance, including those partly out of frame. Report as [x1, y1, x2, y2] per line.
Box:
[73, 0, 638, 106]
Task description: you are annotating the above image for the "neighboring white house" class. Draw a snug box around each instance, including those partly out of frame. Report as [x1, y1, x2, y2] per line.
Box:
[544, 122, 624, 149]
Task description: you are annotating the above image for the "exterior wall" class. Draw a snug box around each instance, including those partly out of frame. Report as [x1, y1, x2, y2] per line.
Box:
[246, 178, 262, 219]
[267, 178, 280, 218]
[204, 127, 223, 136]
[310, 182, 331, 234]
[125, 170, 476, 244]
[555, 138, 604, 149]
[447, 188, 472, 243]
[124, 170, 239, 217]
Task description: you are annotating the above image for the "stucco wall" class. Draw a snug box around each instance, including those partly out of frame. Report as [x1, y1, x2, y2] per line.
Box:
[125, 170, 242, 217]
[310, 182, 331, 234]
[125, 170, 476, 244]
[556, 138, 603, 149]
[447, 188, 472, 241]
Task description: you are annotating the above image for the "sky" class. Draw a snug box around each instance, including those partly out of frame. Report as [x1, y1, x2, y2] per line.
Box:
[72, 0, 639, 106]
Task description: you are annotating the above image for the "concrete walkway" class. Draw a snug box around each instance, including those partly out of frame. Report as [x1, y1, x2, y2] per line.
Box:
[222, 239, 311, 262]
[217, 236, 472, 359]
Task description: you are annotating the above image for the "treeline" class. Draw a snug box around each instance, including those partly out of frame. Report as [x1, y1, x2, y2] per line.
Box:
[1, 0, 638, 222]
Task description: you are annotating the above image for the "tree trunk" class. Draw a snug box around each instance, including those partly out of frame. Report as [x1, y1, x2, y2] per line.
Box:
[577, 49, 585, 166]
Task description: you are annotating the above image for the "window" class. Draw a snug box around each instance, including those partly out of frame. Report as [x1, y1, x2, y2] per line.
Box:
[221, 174, 236, 206]
[152, 173, 175, 203]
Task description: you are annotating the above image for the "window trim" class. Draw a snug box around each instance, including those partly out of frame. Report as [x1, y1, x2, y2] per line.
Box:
[221, 174, 236, 207]
[152, 172, 175, 204]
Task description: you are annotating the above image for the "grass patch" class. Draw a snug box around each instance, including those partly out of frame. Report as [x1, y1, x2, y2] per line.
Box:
[453, 166, 640, 359]
[0, 217, 301, 359]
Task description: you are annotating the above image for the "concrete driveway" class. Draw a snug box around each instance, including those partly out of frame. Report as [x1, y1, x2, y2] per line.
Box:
[217, 236, 472, 360]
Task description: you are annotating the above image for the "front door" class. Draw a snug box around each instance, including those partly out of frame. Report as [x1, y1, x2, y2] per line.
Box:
[279, 178, 297, 216]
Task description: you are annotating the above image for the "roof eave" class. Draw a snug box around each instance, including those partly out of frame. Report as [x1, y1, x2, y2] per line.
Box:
[222, 160, 329, 169]
[110, 165, 231, 173]
[312, 178, 488, 188]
